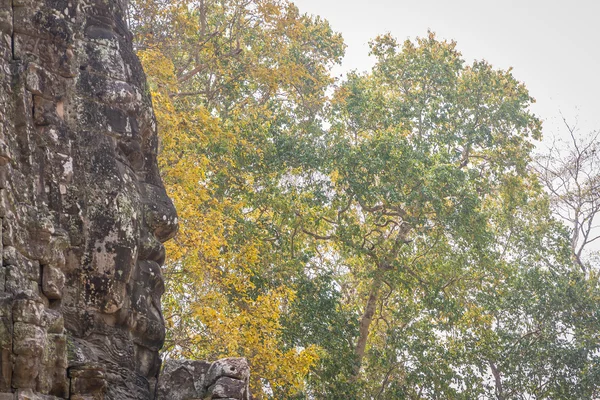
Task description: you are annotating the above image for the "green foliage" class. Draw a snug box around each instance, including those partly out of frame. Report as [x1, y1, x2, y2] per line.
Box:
[130, 2, 600, 397]
[289, 32, 599, 399]
[281, 273, 360, 398]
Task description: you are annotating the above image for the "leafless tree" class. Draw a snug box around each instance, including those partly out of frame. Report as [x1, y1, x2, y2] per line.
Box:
[535, 117, 600, 272]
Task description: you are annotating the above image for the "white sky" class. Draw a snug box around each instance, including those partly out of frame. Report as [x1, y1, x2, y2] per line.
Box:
[294, 0, 600, 139]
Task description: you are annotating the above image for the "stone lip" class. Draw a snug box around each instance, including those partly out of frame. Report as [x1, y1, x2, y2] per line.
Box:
[157, 358, 251, 400]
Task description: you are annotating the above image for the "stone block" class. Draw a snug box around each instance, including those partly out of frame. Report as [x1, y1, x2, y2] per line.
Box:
[3, 248, 38, 280]
[36, 364, 67, 397]
[207, 377, 248, 399]
[0, 191, 7, 219]
[12, 354, 39, 389]
[0, 295, 10, 391]
[25, 63, 65, 99]
[0, 349, 11, 392]
[205, 358, 250, 387]
[41, 309, 64, 334]
[0, 294, 10, 319]
[45, 334, 67, 368]
[156, 359, 211, 400]
[33, 95, 60, 126]
[69, 365, 106, 396]
[42, 266, 65, 300]
[48, 367, 69, 398]
[4, 266, 38, 296]
[13, 322, 46, 357]
[12, 299, 44, 326]
[0, 10, 12, 37]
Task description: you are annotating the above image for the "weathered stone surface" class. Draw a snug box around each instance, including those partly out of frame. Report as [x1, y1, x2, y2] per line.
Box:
[0, 295, 12, 391]
[12, 299, 44, 326]
[0, 0, 251, 398]
[206, 358, 251, 387]
[207, 377, 249, 399]
[69, 365, 106, 398]
[41, 266, 65, 300]
[156, 360, 211, 400]
[157, 358, 250, 400]
[13, 323, 46, 357]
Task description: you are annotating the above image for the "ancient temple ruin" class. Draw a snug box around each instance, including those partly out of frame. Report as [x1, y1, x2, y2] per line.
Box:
[0, 0, 249, 398]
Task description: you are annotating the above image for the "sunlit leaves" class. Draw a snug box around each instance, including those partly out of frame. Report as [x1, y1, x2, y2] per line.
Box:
[132, 0, 344, 397]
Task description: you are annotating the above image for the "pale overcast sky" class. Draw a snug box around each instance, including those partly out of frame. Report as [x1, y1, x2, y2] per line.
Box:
[294, 0, 600, 139]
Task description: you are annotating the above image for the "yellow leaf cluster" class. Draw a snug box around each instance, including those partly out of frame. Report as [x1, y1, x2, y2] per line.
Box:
[132, 0, 345, 396]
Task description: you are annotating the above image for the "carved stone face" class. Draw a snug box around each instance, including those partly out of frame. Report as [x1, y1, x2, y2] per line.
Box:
[0, 0, 177, 398]
[1, 2, 252, 399]
[67, 54, 178, 335]
[63, 1, 179, 396]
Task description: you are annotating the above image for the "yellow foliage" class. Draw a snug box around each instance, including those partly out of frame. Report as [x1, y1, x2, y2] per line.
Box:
[133, 0, 344, 397]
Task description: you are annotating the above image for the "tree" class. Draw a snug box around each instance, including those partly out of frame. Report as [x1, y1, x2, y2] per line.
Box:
[289, 32, 557, 397]
[130, 0, 345, 397]
[334, 30, 539, 372]
[535, 119, 600, 272]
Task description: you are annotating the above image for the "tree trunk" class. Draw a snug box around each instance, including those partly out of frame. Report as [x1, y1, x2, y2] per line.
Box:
[489, 361, 505, 400]
[353, 268, 385, 377]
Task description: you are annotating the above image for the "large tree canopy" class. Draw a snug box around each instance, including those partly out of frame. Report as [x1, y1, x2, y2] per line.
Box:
[129, 2, 600, 397]
[129, 0, 344, 396]
[289, 32, 574, 398]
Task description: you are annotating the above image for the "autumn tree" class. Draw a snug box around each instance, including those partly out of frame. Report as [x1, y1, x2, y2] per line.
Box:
[129, 0, 344, 397]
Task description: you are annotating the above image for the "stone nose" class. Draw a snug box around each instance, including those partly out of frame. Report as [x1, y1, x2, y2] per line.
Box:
[141, 182, 179, 243]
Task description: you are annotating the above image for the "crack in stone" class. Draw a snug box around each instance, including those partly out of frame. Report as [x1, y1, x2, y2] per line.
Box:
[10, 0, 14, 60]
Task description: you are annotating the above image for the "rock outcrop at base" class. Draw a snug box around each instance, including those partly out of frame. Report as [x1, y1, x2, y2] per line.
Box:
[0, 0, 249, 398]
[157, 358, 250, 400]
